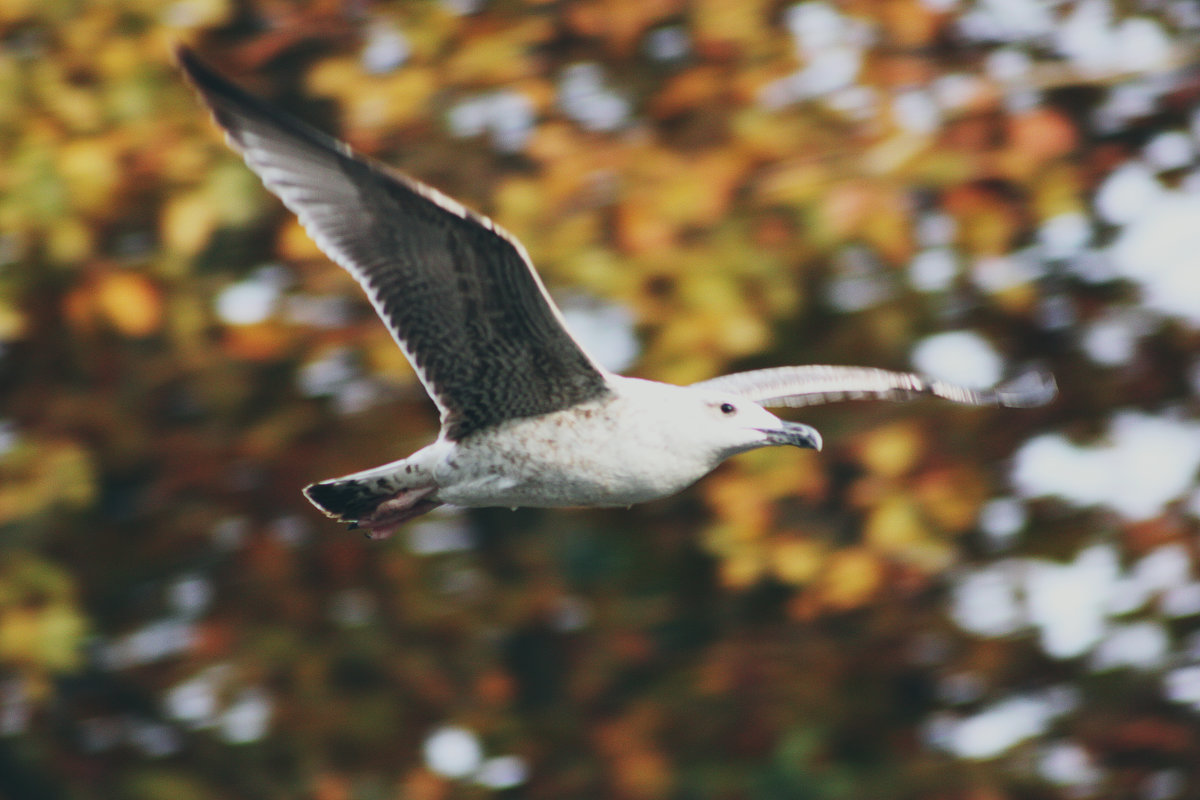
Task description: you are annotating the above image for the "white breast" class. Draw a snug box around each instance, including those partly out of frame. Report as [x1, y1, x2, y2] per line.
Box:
[430, 383, 720, 508]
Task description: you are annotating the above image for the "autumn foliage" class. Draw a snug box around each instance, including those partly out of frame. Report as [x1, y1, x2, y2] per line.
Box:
[3, 1, 1200, 799]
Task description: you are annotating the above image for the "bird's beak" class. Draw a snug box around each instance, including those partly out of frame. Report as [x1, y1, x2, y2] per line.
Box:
[760, 421, 823, 451]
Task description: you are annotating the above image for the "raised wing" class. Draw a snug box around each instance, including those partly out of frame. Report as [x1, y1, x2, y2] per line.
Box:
[692, 365, 1057, 408]
[177, 46, 612, 440]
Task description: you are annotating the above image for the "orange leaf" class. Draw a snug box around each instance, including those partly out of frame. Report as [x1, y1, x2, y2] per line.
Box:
[96, 271, 163, 338]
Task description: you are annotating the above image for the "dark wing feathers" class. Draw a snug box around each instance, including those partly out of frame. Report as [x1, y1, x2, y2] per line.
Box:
[177, 46, 612, 439]
[693, 365, 1057, 409]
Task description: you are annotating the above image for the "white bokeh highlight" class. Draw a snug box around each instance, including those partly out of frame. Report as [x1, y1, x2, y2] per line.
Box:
[911, 331, 1003, 390]
[1110, 189, 1200, 327]
[560, 296, 640, 373]
[475, 756, 529, 789]
[424, 725, 484, 779]
[1012, 412, 1200, 520]
[933, 689, 1078, 760]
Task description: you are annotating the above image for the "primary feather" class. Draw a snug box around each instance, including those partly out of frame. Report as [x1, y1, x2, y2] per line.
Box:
[692, 365, 1057, 409]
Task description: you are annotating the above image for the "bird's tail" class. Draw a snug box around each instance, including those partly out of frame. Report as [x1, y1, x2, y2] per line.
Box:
[303, 479, 390, 522]
[303, 459, 440, 536]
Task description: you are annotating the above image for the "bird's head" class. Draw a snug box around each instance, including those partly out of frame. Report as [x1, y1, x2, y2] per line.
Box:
[689, 390, 823, 459]
[609, 377, 823, 472]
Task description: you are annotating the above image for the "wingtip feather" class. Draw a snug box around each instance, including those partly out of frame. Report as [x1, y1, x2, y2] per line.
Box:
[173, 42, 198, 70]
[174, 43, 227, 98]
[995, 369, 1058, 408]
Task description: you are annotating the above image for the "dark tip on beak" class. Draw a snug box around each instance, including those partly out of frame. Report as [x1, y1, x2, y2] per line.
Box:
[761, 421, 823, 451]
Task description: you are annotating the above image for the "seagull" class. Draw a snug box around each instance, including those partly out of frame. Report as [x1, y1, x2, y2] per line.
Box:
[177, 46, 1057, 540]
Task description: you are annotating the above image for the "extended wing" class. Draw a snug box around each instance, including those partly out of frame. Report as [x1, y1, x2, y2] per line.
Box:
[692, 365, 1057, 408]
[177, 47, 613, 440]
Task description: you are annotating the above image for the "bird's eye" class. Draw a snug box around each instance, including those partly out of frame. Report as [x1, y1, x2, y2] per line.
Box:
[719, 402, 737, 415]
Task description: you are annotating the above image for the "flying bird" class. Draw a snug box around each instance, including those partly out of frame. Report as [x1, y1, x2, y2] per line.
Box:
[177, 46, 1056, 540]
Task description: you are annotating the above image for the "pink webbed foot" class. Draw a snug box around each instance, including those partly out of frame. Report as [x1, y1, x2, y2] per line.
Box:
[357, 488, 441, 540]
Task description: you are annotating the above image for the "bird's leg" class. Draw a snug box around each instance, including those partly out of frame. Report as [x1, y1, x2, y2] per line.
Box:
[357, 487, 442, 540]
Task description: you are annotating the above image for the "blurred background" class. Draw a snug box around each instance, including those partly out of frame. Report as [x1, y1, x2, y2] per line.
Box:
[4, 0, 1200, 798]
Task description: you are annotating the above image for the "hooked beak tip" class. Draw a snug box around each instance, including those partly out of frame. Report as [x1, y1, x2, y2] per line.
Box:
[762, 422, 822, 452]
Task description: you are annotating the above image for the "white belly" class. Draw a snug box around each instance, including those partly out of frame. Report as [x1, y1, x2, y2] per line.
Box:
[428, 398, 716, 508]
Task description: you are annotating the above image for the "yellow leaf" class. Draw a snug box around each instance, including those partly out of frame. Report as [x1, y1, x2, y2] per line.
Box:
[864, 494, 928, 555]
[205, 161, 264, 226]
[652, 66, 724, 118]
[617, 195, 677, 255]
[704, 472, 771, 539]
[960, 206, 1018, 256]
[991, 283, 1038, 314]
[716, 311, 769, 358]
[389, 4, 461, 61]
[50, 85, 105, 134]
[1032, 164, 1084, 220]
[161, 190, 217, 256]
[37, 602, 85, 672]
[693, 0, 770, 54]
[820, 548, 883, 609]
[818, 181, 876, 242]
[307, 57, 363, 98]
[862, 197, 915, 264]
[902, 540, 955, 574]
[96, 271, 163, 338]
[916, 466, 987, 533]
[379, 67, 438, 127]
[858, 420, 925, 479]
[756, 161, 833, 207]
[719, 546, 765, 589]
[562, 246, 624, 297]
[494, 177, 546, 238]
[739, 446, 826, 500]
[97, 38, 141, 81]
[881, 0, 941, 48]
[0, 608, 38, 664]
[41, 439, 97, 509]
[223, 322, 290, 362]
[0, 54, 19, 129]
[444, 26, 539, 85]
[701, 522, 737, 556]
[46, 216, 94, 265]
[771, 538, 826, 585]
[0, 302, 24, 342]
[342, 80, 396, 133]
[366, 333, 417, 382]
[158, 136, 211, 184]
[166, 290, 209, 358]
[863, 131, 931, 175]
[278, 217, 324, 262]
[0, 0, 37, 24]
[642, 349, 720, 388]
[678, 273, 741, 315]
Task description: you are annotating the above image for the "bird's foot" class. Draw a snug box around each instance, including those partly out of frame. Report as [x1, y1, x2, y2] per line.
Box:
[354, 488, 441, 540]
